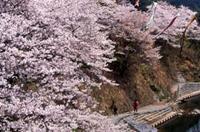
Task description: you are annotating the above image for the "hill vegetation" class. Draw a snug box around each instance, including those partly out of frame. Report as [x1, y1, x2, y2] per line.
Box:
[1, 0, 200, 131]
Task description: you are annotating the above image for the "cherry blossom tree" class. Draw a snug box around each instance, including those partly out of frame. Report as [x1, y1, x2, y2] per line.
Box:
[0, 0, 131, 131]
[2, 0, 199, 131]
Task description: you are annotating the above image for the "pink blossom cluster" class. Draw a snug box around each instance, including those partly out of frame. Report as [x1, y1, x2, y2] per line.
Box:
[0, 0, 130, 131]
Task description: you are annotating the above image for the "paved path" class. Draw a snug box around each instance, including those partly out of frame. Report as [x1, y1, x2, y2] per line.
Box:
[112, 82, 200, 130]
[112, 104, 172, 127]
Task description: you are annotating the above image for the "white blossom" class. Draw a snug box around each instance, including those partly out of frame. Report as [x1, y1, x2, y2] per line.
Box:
[0, 0, 130, 131]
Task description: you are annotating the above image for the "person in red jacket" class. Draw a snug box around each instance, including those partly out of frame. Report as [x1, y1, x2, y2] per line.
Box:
[133, 99, 139, 112]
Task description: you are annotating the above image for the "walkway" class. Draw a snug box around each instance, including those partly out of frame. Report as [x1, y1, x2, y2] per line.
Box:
[112, 82, 200, 130]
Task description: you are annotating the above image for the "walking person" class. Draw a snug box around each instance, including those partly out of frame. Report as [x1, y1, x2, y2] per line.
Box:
[133, 99, 139, 112]
[110, 100, 118, 115]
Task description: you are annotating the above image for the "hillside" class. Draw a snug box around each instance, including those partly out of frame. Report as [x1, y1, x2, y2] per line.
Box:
[1, 0, 200, 131]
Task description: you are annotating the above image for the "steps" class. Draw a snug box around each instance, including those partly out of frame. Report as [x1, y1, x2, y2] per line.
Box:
[132, 107, 173, 125]
[178, 83, 200, 97]
[112, 82, 200, 129]
[151, 111, 178, 127]
[177, 90, 200, 101]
